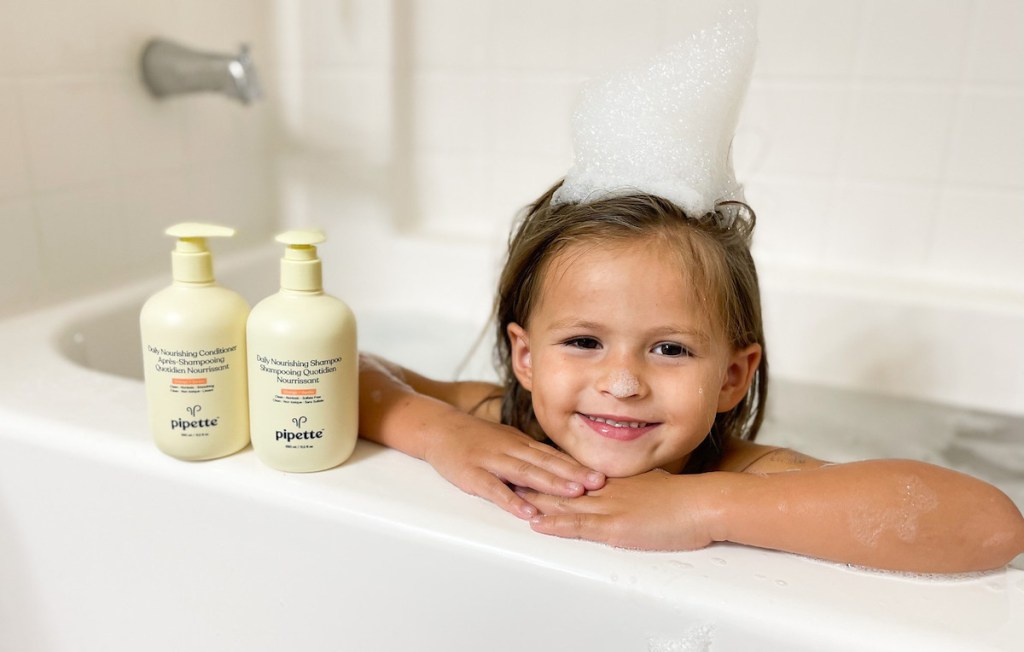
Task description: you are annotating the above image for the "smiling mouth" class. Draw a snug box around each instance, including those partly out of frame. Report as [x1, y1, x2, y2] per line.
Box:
[584, 415, 650, 428]
[578, 413, 659, 441]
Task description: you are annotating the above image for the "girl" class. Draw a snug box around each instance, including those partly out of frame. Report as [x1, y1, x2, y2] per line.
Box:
[358, 182, 1024, 574]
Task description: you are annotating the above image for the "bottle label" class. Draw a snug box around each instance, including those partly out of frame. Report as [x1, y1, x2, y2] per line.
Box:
[143, 343, 244, 440]
[252, 353, 345, 451]
[254, 354, 341, 406]
[145, 344, 241, 396]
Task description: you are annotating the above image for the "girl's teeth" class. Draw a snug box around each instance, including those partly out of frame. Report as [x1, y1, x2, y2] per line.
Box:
[586, 415, 647, 428]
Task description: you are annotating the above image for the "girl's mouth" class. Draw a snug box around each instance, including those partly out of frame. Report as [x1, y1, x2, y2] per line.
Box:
[578, 413, 659, 441]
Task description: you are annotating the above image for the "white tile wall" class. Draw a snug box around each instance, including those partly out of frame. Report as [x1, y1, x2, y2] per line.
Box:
[351, 0, 1024, 295]
[966, 0, 1024, 85]
[838, 86, 956, 184]
[754, 1, 863, 78]
[0, 0, 277, 316]
[3, 0, 1022, 358]
[856, 0, 973, 81]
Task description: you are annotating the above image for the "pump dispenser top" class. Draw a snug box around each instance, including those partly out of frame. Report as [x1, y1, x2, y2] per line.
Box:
[276, 229, 325, 292]
[166, 222, 236, 284]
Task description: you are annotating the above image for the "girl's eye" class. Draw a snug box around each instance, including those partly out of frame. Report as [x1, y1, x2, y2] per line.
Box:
[652, 342, 690, 357]
[565, 337, 601, 350]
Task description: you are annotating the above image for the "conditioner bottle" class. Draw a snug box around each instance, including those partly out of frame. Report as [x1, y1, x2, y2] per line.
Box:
[247, 229, 358, 472]
[140, 223, 250, 460]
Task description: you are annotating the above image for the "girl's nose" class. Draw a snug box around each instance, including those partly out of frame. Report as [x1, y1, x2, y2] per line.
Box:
[601, 369, 643, 399]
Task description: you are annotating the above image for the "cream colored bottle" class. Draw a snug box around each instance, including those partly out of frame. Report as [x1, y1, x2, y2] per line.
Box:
[246, 229, 358, 472]
[140, 223, 250, 460]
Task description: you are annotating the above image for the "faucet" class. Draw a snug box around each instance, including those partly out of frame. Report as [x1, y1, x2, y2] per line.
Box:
[141, 38, 262, 105]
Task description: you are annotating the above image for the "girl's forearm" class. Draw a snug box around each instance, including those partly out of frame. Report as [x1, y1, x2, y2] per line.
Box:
[705, 460, 1024, 573]
[358, 354, 466, 460]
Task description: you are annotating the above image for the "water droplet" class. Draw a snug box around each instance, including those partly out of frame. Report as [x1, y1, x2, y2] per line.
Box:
[669, 560, 694, 570]
[711, 557, 727, 566]
[611, 573, 619, 582]
[775, 579, 788, 587]
[986, 581, 1005, 593]
[754, 573, 767, 580]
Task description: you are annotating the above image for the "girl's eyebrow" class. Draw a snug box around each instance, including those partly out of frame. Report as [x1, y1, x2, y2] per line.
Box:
[648, 325, 713, 344]
[546, 318, 604, 331]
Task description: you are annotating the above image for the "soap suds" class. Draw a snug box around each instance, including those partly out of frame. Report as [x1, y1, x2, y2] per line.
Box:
[648, 624, 714, 652]
[553, 3, 757, 216]
[609, 369, 640, 398]
[848, 475, 940, 547]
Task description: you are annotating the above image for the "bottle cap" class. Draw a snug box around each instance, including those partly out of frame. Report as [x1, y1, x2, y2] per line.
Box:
[276, 229, 325, 292]
[166, 222, 235, 283]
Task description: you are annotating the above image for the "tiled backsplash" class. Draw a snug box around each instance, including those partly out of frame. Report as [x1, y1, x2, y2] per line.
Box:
[380, 0, 1024, 293]
[0, 0, 278, 313]
[2, 0, 1021, 317]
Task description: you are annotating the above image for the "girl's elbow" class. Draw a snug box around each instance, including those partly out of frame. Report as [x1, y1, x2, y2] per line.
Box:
[980, 493, 1024, 569]
[1003, 509, 1024, 561]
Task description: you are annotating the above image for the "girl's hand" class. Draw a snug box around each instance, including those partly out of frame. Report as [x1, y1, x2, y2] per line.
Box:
[517, 470, 715, 551]
[424, 417, 606, 521]
[358, 352, 605, 521]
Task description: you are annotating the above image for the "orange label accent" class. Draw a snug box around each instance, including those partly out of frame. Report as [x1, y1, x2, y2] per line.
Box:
[173, 378, 208, 385]
[281, 388, 317, 396]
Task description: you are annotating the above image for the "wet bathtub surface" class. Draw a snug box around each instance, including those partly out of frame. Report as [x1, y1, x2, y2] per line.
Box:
[1, 253, 1022, 651]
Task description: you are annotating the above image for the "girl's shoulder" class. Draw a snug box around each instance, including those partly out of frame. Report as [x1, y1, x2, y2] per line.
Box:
[456, 381, 503, 422]
[715, 437, 829, 474]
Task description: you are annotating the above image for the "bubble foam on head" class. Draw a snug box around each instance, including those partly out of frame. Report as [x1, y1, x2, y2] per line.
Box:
[552, 3, 757, 218]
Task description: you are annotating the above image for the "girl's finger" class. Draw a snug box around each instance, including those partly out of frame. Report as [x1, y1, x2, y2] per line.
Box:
[516, 443, 606, 491]
[514, 487, 592, 514]
[529, 512, 609, 543]
[495, 454, 589, 498]
[466, 470, 539, 520]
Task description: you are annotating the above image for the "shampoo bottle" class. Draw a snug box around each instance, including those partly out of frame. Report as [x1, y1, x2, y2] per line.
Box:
[140, 223, 250, 460]
[247, 229, 358, 472]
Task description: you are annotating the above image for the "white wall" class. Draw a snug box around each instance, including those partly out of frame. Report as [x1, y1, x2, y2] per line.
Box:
[372, 0, 1024, 290]
[747, 0, 1023, 291]
[4, 0, 1020, 306]
[275, 0, 1023, 289]
[2, 0, 1021, 409]
[0, 0, 279, 315]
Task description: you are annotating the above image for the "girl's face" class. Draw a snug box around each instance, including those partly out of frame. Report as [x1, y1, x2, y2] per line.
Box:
[507, 239, 760, 477]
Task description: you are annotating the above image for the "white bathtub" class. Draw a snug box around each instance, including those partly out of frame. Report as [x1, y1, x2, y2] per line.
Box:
[1, 243, 1022, 652]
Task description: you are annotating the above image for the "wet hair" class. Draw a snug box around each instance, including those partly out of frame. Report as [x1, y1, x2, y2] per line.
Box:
[494, 181, 768, 473]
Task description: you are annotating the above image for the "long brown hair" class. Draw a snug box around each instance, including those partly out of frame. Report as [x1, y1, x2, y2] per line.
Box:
[494, 181, 768, 473]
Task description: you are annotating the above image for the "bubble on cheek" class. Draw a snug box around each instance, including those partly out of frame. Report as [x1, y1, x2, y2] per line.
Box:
[609, 369, 640, 398]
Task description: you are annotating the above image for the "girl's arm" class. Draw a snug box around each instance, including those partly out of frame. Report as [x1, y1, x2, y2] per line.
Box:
[519, 443, 1024, 573]
[708, 456, 1024, 572]
[358, 354, 605, 519]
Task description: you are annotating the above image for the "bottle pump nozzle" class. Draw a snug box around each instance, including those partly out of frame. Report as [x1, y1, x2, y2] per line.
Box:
[277, 229, 326, 292]
[165, 223, 235, 283]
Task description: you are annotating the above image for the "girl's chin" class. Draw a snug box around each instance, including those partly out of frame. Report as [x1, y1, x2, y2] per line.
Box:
[566, 449, 689, 478]
[572, 454, 661, 479]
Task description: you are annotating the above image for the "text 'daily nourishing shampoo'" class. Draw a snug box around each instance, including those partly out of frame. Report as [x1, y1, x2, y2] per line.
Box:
[246, 229, 358, 472]
[140, 223, 251, 460]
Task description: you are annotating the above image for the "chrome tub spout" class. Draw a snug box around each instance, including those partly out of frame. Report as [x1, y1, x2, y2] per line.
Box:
[141, 38, 261, 105]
